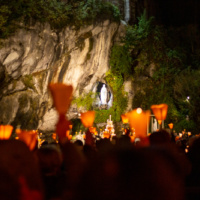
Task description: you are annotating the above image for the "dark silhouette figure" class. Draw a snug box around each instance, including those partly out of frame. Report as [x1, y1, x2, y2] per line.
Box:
[0, 140, 44, 200]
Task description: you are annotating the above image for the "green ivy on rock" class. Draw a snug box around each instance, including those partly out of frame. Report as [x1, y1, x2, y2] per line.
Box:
[72, 91, 96, 111]
[109, 10, 200, 134]
[0, 0, 120, 38]
[94, 71, 128, 123]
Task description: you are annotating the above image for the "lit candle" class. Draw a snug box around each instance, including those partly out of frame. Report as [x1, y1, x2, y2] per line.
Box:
[0, 125, 13, 140]
[80, 111, 95, 127]
[151, 104, 168, 128]
[126, 108, 150, 138]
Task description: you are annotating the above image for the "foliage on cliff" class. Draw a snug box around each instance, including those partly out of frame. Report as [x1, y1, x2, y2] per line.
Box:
[110, 10, 200, 134]
[71, 73, 128, 124]
[0, 0, 120, 38]
[72, 91, 96, 111]
[94, 71, 128, 124]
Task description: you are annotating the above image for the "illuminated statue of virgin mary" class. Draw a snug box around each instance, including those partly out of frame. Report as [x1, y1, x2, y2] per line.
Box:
[100, 84, 107, 105]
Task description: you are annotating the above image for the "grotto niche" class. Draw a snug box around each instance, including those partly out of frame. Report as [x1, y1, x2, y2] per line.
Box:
[92, 82, 113, 110]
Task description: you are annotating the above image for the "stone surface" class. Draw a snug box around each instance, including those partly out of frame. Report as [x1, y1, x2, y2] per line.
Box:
[38, 109, 58, 132]
[0, 20, 132, 132]
[124, 79, 134, 111]
[3, 51, 20, 65]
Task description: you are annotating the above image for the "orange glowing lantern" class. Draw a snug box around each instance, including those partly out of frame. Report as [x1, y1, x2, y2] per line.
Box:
[121, 114, 129, 124]
[16, 129, 37, 150]
[66, 130, 72, 140]
[0, 125, 13, 140]
[48, 83, 73, 142]
[126, 108, 150, 138]
[175, 136, 179, 141]
[52, 133, 57, 140]
[129, 135, 135, 143]
[48, 83, 73, 114]
[81, 111, 95, 128]
[89, 126, 96, 133]
[168, 123, 173, 129]
[103, 131, 110, 139]
[151, 104, 168, 125]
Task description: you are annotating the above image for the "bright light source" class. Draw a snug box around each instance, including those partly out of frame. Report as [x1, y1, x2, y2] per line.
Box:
[186, 96, 190, 102]
[136, 108, 142, 114]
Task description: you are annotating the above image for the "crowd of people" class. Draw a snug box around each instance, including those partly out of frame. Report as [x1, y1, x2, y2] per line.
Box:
[1, 128, 200, 200]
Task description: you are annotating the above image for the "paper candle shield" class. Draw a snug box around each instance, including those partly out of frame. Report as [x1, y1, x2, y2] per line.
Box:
[81, 111, 95, 127]
[16, 129, 37, 150]
[103, 131, 110, 139]
[0, 125, 13, 140]
[52, 133, 57, 140]
[126, 109, 150, 138]
[121, 114, 129, 124]
[151, 104, 168, 122]
[66, 130, 72, 140]
[49, 83, 73, 114]
[129, 135, 135, 143]
[89, 127, 96, 133]
[168, 123, 174, 129]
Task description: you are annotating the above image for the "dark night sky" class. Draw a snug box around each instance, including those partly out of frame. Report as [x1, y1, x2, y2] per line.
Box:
[149, 0, 200, 26]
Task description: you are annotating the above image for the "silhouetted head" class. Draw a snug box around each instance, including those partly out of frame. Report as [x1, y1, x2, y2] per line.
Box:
[75, 146, 185, 200]
[149, 129, 171, 145]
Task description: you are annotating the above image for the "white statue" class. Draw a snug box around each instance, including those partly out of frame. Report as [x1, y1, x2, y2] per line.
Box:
[100, 84, 107, 105]
[153, 118, 158, 132]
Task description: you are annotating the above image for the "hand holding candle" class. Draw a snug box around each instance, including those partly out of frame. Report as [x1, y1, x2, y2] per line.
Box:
[48, 83, 73, 141]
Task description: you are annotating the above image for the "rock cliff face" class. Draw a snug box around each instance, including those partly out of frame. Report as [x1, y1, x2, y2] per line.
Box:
[0, 20, 130, 132]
